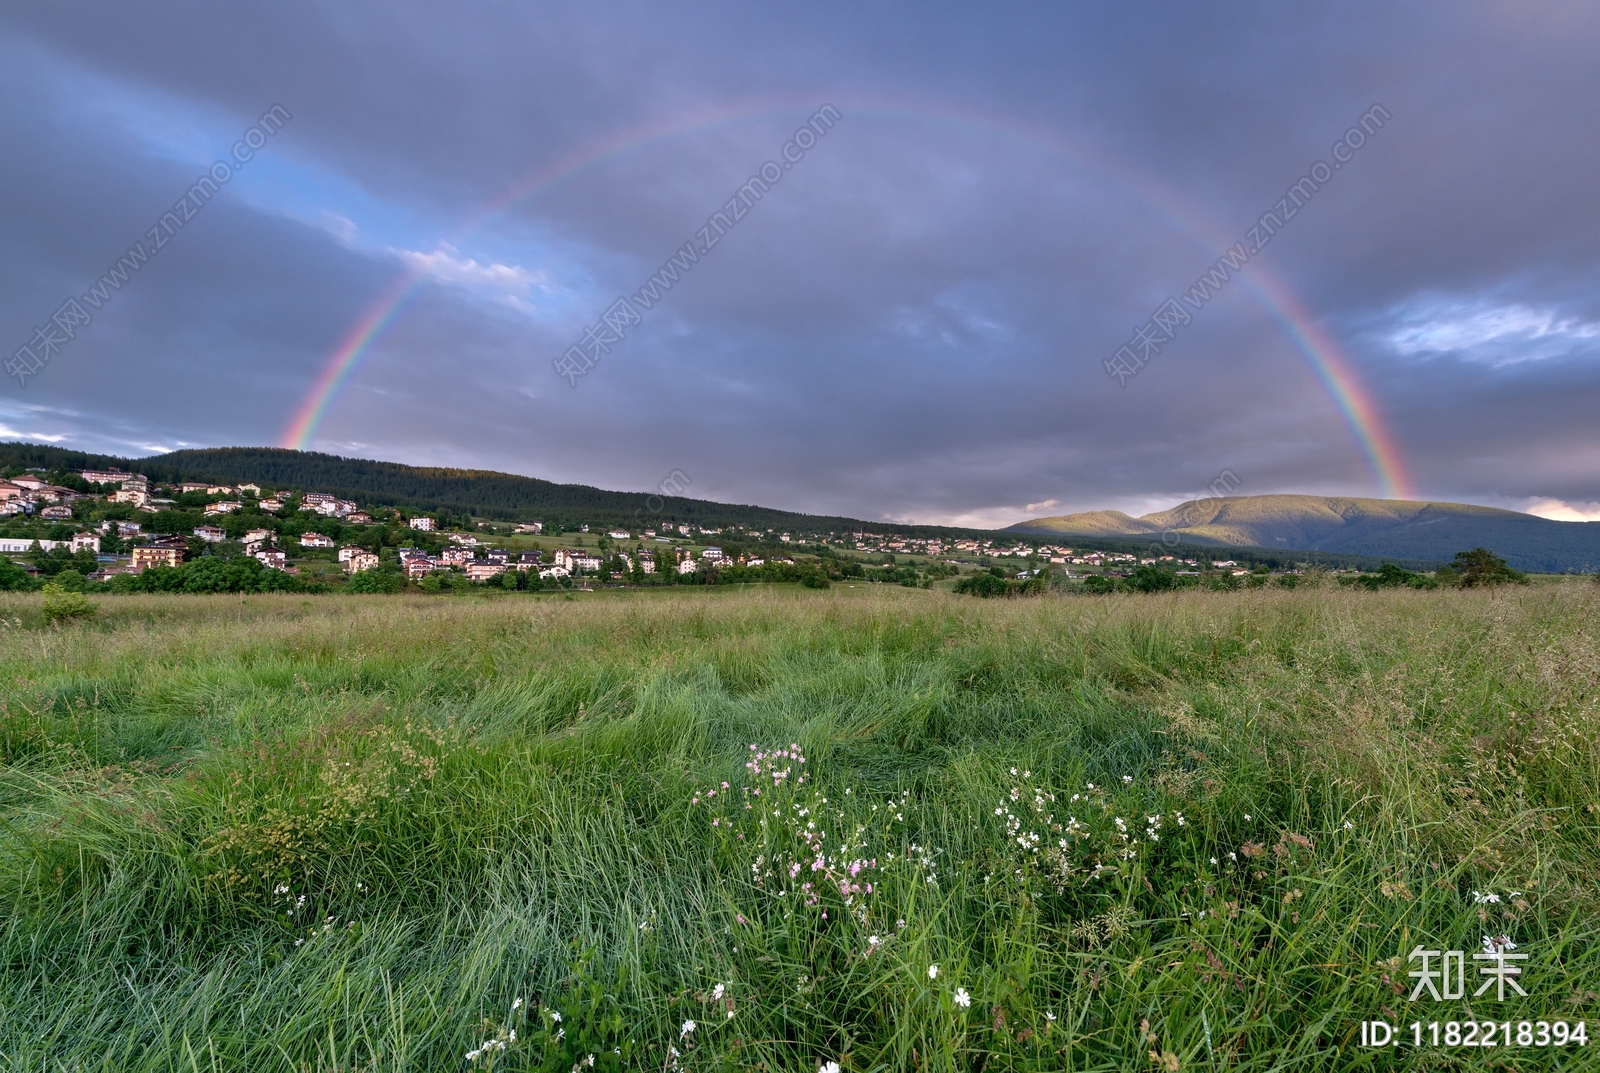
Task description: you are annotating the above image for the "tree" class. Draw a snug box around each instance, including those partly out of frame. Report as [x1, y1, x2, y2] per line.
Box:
[1438, 548, 1526, 588]
[1129, 565, 1177, 593]
[347, 569, 403, 594]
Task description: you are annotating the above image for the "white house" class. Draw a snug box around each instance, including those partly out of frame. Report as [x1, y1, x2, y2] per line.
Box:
[409, 517, 436, 531]
[300, 532, 335, 548]
[607, 529, 630, 539]
[70, 532, 101, 554]
[677, 557, 699, 575]
[338, 545, 367, 563]
[204, 501, 242, 516]
[254, 548, 288, 570]
[193, 526, 227, 543]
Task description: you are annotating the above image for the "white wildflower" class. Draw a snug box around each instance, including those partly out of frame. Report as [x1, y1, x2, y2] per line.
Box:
[681, 1020, 696, 1038]
[953, 987, 971, 1008]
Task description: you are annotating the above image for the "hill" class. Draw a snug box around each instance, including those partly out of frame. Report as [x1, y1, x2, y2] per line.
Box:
[1009, 493, 1600, 573]
[0, 443, 947, 537]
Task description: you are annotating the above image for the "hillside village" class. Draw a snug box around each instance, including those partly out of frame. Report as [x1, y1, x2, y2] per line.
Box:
[0, 463, 1297, 594]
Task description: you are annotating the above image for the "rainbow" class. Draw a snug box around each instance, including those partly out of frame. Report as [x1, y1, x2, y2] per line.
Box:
[279, 96, 1413, 500]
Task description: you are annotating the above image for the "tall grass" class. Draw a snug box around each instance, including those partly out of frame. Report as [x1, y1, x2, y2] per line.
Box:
[1, 583, 1597, 1070]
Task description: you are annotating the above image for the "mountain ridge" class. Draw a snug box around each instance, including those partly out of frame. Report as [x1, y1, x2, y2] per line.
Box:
[1008, 494, 1599, 572]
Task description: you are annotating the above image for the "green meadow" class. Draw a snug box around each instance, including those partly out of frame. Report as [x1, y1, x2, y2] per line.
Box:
[2, 583, 1597, 1071]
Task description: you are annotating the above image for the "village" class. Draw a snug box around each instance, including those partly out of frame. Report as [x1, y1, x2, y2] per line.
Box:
[0, 465, 1269, 591]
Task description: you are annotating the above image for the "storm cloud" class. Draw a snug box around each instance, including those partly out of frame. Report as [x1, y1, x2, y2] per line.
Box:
[2, 1, 1596, 525]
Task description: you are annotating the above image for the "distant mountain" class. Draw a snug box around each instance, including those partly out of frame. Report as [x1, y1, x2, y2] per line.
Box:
[1008, 494, 1600, 573]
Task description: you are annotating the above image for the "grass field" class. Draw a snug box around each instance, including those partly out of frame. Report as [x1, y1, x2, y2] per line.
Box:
[2, 583, 1597, 1071]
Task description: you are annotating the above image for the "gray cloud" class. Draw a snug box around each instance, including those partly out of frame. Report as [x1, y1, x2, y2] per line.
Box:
[2, 1, 1597, 523]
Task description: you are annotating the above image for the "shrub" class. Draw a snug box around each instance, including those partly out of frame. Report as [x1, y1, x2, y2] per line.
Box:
[345, 568, 403, 594]
[0, 556, 38, 592]
[40, 580, 95, 622]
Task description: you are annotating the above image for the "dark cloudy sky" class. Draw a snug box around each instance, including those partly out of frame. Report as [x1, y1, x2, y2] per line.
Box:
[3, 2, 1598, 526]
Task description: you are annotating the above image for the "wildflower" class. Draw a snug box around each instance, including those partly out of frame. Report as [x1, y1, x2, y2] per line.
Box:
[1210, 857, 1218, 865]
[712, 983, 725, 1001]
[953, 988, 971, 1008]
[928, 964, 939, 979]
[551, 1011, 562, 1022]
[1483, 934, 1517, 954]
[512, 997, 524, 1011]
[1344, 820, 1354, 830]
[1045, 1010, 1057, 1022]
[820, 1062, 842, 1073]
[681, 1020, 696, 1038]
[1472, 891, 1502, 904]
[1243, 814, 1251, 821]
[1122, 775, 1133, 783]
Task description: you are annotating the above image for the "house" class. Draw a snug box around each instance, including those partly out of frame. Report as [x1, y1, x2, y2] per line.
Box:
[485, 549, 510, 564]
[554, 549, 602, 572]
[440, 547, 473, 567]
[238, 483, 261, 495]
[259, 496, 286, 512]
[78, 469, 140, 486]
[404, 557, 437, 579]
[515, 551, 541, 572]
[193, 526, 227, 543]
[448, 533, 481, 546]
[337, 545, 368, 563]
[205, 501, 242, 516]
[745, 557, 764, 567]
[343, 512, 374, 525]
[677, 558, 699, 575]
[465, 562, 506, 581]
[10, 475, 49, 491]
[132, 546, 183, 570]
[515, 522, 543, 533]
[243, 528, 274, 546]
[254, 548, 288, 571]
[111, 489, 150, 507]
[178, 482, 210, 493]
[206, 486, 235, 496]
[607, 529, 630, 539]
[343, 551, 381, 574]
[639, 556, 656, 574]
[701, 547, 724, 561]
[409, 517, 436, 531]
[114, 521, 142, 537]
[70, 533, 100, 554]
[0, 480, 21, 501]
[301, 493, 336, 508]
[39, 505, 74, 520]
[333, 500, 359, 516]
[299, 532, 335, 548]
[538, 565, 570, 579]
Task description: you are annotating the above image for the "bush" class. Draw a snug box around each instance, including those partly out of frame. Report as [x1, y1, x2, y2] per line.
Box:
[40, 580, 95, 622]
[1128, 565, 1177, 592]
[0, 556, 40, 591]
[345, 568, 403, 594]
